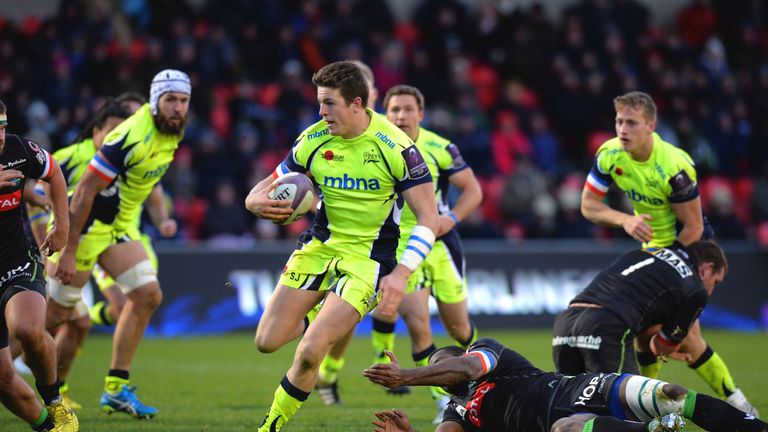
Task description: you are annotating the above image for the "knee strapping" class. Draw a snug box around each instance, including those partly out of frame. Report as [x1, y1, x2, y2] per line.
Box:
[47, 280, 83, 307]
[623, 375, 686, 421]
[115, 260, 157, 293]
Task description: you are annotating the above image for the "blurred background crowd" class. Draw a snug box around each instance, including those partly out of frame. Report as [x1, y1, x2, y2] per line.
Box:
[2, 0, 767, 246]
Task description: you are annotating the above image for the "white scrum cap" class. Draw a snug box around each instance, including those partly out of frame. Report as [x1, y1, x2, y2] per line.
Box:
[149, 69, 191, 114]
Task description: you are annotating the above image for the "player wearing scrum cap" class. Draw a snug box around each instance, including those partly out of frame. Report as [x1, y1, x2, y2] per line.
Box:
[46, 69, 191, 419]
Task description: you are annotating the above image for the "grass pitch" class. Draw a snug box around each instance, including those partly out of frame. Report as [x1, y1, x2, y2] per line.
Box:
[1, 329, 766, 431]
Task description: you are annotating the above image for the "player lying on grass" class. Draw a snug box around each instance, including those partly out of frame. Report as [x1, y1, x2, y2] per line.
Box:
[364, 338, 767, 432]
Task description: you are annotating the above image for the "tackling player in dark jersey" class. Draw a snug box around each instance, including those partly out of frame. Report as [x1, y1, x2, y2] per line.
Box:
[0, 100, 78, 431]
[552, 241, 725, 376]
[364, 338, 768, 432]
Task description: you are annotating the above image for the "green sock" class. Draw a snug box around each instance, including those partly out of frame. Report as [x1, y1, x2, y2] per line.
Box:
[371, 318, 396, 363]
[258, 376, 310, 432]
[582, 418, 595, 432]
[104, 376, 129, 395]
[318, 355, 345, 385]
[689, 347, 735, 398]
[30, 407, 50, 430]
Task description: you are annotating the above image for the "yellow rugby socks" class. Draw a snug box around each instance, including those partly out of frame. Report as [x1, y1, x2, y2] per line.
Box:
[372, 317, 396, 364]
[318, 355, 344, 385]
[258, 376, 309, 432]
[689, 346, 736, 398]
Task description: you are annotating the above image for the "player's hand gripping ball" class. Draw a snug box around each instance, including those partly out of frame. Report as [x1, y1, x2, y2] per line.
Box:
[268, 172, 315, 225]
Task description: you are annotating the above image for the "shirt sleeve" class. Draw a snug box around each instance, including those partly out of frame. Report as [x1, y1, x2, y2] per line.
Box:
[88, 132, 133, 182]
[667, 167, 699, 203]
[584, 150, 612, 197]
[464, 338, 503, 375]
[394, 145, 433, 193]
[21, 139, 54, 180]
[273, 136, 310, 178]
[660, 287, 707, 345]
[441, 142, 469, 177]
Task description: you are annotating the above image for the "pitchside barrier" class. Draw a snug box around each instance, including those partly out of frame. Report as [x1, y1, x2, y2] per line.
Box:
[87, 240, 767, 337]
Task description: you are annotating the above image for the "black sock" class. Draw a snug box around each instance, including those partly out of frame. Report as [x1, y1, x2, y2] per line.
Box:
[412, 344, 437, 363]
[372, 317, 395, 334]
[689, 392, 768, 432]
[108, 369, 130, 380]
[35, 379, 61, 405]
[587, 416, 648, 431]
[636, 350, 657, 366]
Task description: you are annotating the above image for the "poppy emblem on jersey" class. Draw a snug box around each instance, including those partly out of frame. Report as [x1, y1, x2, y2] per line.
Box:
[323, 150, 344, 162]
[615, 167, 623, 176]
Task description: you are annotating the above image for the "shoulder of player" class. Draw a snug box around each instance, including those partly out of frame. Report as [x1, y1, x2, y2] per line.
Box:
[654, 137, 696, 168]
[595, 137, 623, 157]
[368, 113, 414, 153]
[295, 119, 331, 147]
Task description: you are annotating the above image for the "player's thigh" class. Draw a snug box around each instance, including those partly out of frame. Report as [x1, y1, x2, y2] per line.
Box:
[301, 292, 364, 355]
[5, 290, 47, 338]
[259, 285, 325, 334]
[98, 239, 150, 279]
[552, 310, 586, 374]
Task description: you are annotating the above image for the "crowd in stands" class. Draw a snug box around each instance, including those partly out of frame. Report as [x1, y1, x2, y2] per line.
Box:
[2, 0, 768, 246]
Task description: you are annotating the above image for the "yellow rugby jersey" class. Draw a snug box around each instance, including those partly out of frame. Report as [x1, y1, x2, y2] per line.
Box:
[275, 109, 432, 266]
[396, 128, 468, 257]
[87, 104, 181, 232]
[53, 138, 96, 195]
[585, 133, 699, 248]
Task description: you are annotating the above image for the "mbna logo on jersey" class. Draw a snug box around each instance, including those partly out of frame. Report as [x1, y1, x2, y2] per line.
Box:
[323, 174, 381, 190]
[623, 189, 663, 205]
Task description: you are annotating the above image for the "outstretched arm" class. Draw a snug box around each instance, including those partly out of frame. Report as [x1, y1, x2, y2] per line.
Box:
[364, 351, 484, 389]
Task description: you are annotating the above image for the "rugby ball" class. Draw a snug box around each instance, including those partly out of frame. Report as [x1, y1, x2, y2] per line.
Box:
[268, 172, 315, 225]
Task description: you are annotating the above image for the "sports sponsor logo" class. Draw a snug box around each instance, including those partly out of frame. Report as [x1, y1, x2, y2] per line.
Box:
[402, 146, 429, 179]
[307, 129, 329, 140]
[552, 335, 602, 350]
[623, 189, 663, 205]
[574, 373, 607, 406]
[323, 150, 344, 162]
[652, 248, 693, 278]
[0, 261, 32, 286]
[4, 158, 26, 168]
[363, 151, 381, 164]
[374, 131, 397, 148]
[0, 190, 22, 211]
[323, 173, 381, 190]
[466, 381, 495, 427]
[142, 163, 170, 180]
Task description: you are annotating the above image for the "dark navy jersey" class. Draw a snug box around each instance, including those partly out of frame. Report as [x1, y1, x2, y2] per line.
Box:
[571, 246, 707, 344]
[442, 338, 563, 431]
[0, 134, 53, 265]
